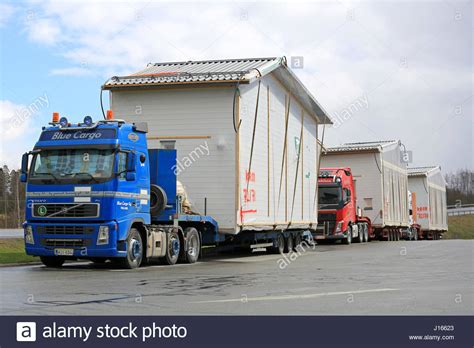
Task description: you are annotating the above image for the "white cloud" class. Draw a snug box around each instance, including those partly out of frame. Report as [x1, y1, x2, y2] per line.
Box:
[0, 3, 16, 27]
[50, 67, 93, 76]
[0, 95, 50, 169]
[26, 18, 62, 46]
[16, 1, 474, 171]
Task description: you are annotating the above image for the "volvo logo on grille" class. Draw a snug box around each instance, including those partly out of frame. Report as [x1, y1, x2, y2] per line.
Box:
[37, 206, 47, 216]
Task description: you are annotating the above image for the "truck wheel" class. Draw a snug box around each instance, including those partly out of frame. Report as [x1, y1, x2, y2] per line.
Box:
[355, 225, 362, 243]
[271, 233, 285, 254]
[293, 233, 302, 251]
[184, 227, 200, 264]
[284, 234, 294, 253]
[163, 230, 181, 265]
[343, 228, 352, 245]
[40, 256, 65, 268]
[119, 228, 143, 269]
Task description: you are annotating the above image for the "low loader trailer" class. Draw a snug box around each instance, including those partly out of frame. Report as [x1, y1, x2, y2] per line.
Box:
[22, 113, 313, 268]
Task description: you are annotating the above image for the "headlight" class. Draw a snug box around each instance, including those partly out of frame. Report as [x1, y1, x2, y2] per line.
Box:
[335, 221, 344, 233]
[25, 225, 34, 244]
[97, 226, 109, 245]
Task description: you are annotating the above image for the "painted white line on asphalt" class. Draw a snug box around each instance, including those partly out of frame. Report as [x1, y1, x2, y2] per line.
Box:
[191, 288, 399, 304]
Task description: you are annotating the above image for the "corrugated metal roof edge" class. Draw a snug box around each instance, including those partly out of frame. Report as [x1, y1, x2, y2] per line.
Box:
[144, 56, 279, 68]
[325, 140, 400, 153]
[102, 57, 282, 88]
[408, 166, 441, 176]
[272, 63, 332, 125]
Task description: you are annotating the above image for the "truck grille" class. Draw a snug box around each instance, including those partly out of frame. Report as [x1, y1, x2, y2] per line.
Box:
[41, 238, 91, 248]
[37, 225, 94, 235]
[32, 203, 99, 218]
[317, 213, 337, 236]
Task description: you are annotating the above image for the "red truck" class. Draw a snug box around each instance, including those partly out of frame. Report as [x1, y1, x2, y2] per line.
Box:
[315, 168, 373, 244]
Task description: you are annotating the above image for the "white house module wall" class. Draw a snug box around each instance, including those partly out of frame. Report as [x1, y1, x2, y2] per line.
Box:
[111, 87, 238, 232]
[106, 57, 332, 234]
[321, 141, 409, 229]
[408, 167, 448, 232]
[238, 74, 319, 231]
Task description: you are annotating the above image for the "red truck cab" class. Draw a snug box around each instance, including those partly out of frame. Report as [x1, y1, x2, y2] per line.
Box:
[315, 167, 371, 244]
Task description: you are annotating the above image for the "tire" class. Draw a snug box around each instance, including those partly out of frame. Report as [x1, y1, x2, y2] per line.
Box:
[343, 227, 352, 245]
[355, 225, 362, 243]
[150, 184, 167, 217]
[284, 234, 294, 253]
[40, 256, 65, 268]
[413, 229, 418, 241]
[163, 230, 181, 265]
[293, 233, 302, 251]
[183, 227, 200, 264]
[119, 228, 144, 269]
[271, 233, 285, 254]
[364, 224, 369, 242]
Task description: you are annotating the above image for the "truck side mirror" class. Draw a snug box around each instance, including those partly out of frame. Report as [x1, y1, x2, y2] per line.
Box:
[125, 172, 136, 181]
[20, 153, 29, 182]
[126, 152, 136, 173]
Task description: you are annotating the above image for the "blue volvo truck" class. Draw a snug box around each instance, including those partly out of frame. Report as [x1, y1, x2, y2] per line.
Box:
[21, 113, 313, 268]
[20, 113, 226, 268]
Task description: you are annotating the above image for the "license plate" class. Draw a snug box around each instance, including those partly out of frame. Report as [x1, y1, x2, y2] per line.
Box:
[54, 248, 74, 256]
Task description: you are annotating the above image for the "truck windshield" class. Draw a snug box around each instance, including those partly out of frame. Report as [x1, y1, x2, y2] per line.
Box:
[30, 149, 115, 183]
[318, 185, 342, 206]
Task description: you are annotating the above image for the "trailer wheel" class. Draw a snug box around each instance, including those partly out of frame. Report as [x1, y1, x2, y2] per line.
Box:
[183, 227, 200, 264]
[271, 233, 285, 254]
[284, 234, 294, 253]
[163, 230, 181, 265]
[40, 256, 65, 268]
[293, 233, 302, 251]
[119, 228, 143, 269]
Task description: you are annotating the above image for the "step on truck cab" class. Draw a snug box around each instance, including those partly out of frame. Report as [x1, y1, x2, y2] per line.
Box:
[315, 168, 372, 244]
[21, 112, 219, 268]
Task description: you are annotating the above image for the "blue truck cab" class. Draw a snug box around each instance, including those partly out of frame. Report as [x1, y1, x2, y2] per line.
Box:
[21, 113, 219, 268]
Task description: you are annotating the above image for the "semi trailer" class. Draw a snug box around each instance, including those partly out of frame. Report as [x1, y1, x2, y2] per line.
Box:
[22, 58, 334, 268]
[21, 113, 323, 268]
[407, 166, 448, 240]
[315, 167, 372, 244]
[320, 141, 410, 241]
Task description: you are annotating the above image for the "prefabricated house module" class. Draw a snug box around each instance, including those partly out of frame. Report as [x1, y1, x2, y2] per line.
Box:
[320, 140, 410, 238]
[407, 166, 448, 238]
[103, 57, 332, 234]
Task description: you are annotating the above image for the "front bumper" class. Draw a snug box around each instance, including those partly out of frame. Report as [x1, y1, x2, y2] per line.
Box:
[23, 221, 127, 258]
[313, 222, 346, 240]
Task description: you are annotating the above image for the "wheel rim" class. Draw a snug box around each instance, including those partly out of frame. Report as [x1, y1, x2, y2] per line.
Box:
[130, 238, 142, 261]
[348, 230, 352, 243]
[169, 235, 180, 256]
[188, 234, 198, 257]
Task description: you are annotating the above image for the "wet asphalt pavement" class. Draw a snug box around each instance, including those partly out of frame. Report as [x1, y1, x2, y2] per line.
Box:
[0, 240, 472, 315]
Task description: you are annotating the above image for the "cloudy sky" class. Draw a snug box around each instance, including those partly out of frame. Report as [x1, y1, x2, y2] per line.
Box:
[0, 0, 472, 173]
